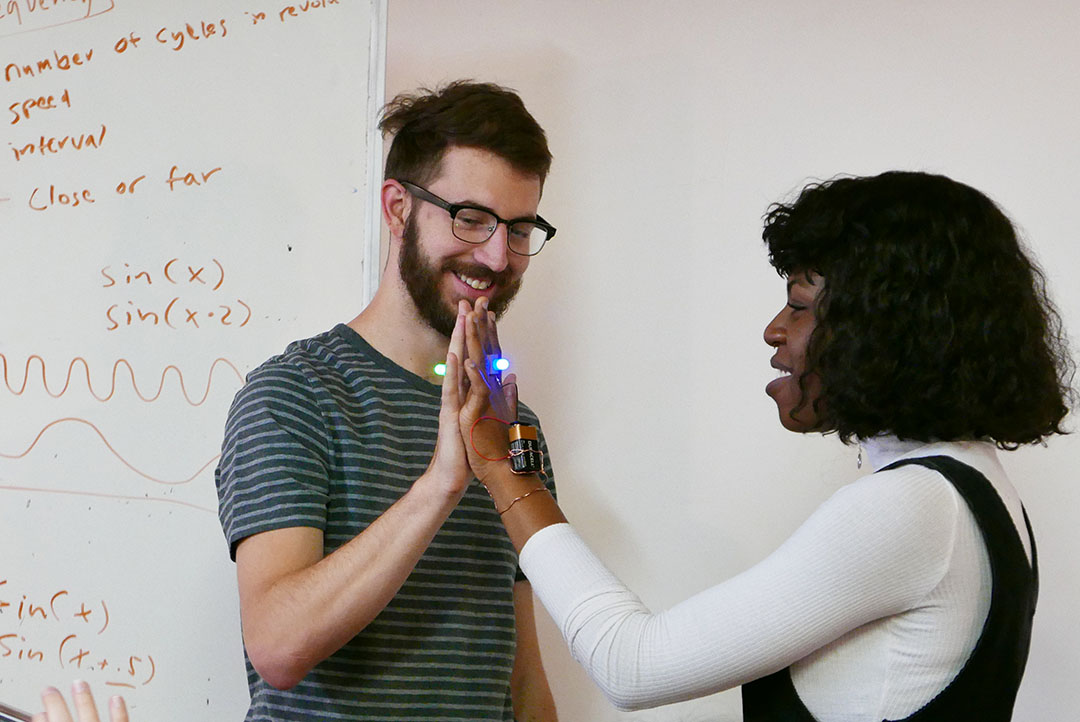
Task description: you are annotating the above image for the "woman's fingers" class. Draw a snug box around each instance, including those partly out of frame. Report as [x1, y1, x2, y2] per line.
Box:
[465, 311, 496, 388]
[33, 682, 125, 722]
[39, 686, 75, 722]
[486, 309, 503, 360]
[475, 298, 495, 359]
[70, 681, 100, 722]
[465, 300, 513, 421]
[502, 372, 519, 420]
[107, 697, 128, 722]
[473, 298, 504, 364]
[460, 357, 489, 423]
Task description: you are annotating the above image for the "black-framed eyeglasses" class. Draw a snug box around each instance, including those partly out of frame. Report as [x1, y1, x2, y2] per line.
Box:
[398, 180, 556, 256]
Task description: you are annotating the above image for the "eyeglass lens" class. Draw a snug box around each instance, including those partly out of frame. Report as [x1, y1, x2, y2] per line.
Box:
[452, 208, 547, 256]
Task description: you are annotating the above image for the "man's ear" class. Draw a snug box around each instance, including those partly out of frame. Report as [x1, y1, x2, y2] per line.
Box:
[382, 179, 411, 239]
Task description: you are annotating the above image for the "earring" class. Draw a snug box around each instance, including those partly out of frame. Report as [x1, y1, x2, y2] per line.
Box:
[857, 445, 863, 470]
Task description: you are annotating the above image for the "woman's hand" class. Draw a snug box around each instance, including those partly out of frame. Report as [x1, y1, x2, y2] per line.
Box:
[457, 299, 519, 485]
[32, 681, 128, 722]
[457, 299, 567, 544]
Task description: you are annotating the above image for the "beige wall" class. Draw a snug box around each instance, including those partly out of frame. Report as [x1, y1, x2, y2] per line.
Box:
[386, 2, 1080, 719]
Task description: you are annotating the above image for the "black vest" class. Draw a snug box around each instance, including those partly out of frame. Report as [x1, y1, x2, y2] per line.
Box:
[742, 455, 1038, 721]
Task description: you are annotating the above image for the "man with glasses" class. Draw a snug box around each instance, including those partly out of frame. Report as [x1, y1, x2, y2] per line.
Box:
[216, 81, 559, 721]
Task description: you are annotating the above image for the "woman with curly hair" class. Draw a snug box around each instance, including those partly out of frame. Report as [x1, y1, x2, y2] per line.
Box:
[447, 171, 1074, 721]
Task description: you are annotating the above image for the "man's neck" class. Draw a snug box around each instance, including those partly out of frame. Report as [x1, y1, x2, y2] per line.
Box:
[347, 284, 450, 382]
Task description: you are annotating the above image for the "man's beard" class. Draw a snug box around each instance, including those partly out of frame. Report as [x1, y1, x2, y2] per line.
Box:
[398, 210, 522, 338]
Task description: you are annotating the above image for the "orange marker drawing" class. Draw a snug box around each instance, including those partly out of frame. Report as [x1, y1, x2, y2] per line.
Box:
[0, 354, 242, 405]
[0, 417, 220, 486]
[0, 484, 216, 514]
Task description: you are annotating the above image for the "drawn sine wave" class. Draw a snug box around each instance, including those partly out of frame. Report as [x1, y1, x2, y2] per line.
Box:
[0, 484, 215, 514]
[0, 417, 220, 486]
[0, 354, 243, 405]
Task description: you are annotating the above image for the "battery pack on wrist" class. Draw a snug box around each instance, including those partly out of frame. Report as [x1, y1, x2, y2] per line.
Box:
[508, 422, 543, 475]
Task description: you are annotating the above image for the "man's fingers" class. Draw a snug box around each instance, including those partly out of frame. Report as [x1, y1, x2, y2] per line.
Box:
[456, 300, 470, 399]
[465, 310, 485, 368]
[447, 305, 466, 369]
[442, 352, 460, 411]
[439, 309, 469, 419]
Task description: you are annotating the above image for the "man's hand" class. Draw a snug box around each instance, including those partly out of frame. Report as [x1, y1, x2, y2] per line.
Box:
[423, 301, 475, 499]
[235, 301, 484, 689]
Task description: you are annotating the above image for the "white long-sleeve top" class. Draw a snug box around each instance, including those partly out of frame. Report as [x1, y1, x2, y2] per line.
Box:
[518, 438, 1033, 720]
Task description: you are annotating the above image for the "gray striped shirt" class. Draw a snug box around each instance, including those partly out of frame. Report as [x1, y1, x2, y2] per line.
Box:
[216, 324, 555, 721]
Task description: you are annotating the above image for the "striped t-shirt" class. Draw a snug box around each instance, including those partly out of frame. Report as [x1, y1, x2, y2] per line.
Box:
[216, 324, 556, 722]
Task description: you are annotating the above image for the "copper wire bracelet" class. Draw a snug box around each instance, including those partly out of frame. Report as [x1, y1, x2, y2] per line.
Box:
[507, 445, 544, 473]
[494, 485, 548, 515]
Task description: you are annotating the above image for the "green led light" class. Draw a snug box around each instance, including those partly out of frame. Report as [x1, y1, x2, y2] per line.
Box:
[433, 363, 447, 377]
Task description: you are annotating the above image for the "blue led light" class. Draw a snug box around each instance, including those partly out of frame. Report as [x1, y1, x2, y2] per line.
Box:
[433, 363, 447, 377]
[493, 357, 510, 372]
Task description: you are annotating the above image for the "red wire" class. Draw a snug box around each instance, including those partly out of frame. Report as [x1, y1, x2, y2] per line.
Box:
[470, 415, 512, 461]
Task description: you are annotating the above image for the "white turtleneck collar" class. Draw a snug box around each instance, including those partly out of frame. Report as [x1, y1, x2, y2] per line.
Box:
[860, 436, 1001, 475]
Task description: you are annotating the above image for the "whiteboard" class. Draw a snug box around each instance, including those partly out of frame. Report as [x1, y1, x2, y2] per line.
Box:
[0, 0, 385, 718]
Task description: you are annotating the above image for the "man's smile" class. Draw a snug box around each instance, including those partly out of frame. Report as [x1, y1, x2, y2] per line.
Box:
[455, 271, 493, 291]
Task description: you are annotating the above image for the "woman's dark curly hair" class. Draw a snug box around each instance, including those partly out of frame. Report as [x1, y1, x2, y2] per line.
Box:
[763, 171, 1074, 448]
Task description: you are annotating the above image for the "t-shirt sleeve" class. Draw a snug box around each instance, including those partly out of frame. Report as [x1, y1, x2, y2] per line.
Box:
[216, 361, 332, 560]
[518, 466, 962, 710]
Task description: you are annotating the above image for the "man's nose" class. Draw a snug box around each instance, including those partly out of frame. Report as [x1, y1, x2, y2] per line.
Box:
[472, 223, 511, 272]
